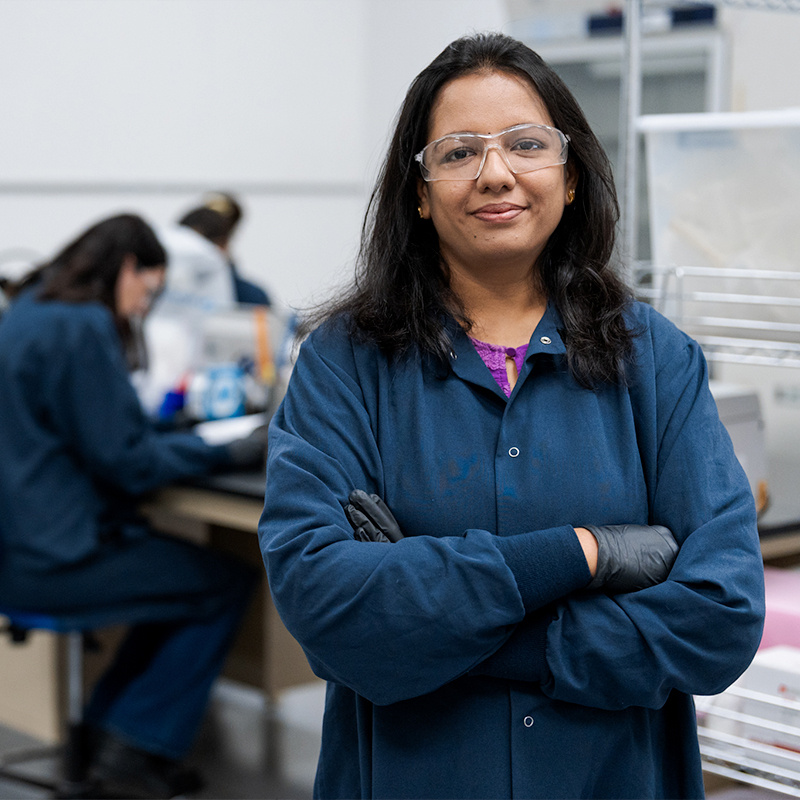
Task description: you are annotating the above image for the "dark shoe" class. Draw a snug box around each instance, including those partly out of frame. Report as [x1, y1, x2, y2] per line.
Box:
[90, 733, 204, 799]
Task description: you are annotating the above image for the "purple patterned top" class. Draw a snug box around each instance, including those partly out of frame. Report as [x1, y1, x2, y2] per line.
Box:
[469, 336, 529, 397]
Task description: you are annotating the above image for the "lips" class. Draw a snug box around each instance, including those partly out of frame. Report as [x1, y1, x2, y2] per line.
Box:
[471, 203, 525, 222]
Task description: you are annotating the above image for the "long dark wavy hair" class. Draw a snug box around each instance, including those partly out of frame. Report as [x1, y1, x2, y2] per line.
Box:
[8, 213, 166, 367]
[306, 32, 633, 387]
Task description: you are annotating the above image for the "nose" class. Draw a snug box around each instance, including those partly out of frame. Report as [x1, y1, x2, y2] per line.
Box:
[476, 144, 516, 190]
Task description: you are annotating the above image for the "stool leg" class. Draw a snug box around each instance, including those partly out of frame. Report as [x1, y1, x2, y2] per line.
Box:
[55, 632, 94, 799]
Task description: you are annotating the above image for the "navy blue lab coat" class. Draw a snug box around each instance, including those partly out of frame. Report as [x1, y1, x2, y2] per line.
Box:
[259, 301, 765, 799]
[0, 289, 230, 572]
[0, 289, 257, 758]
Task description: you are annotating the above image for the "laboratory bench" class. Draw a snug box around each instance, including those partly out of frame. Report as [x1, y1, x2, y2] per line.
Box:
[0, 467, 316, 744]
[139, 467, 319, 698]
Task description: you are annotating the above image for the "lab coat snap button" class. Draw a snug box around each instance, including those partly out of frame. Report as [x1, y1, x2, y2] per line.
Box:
[540, 336, 552, 345]
[523, 715, 534, 728]
[508, 447, 520, 458]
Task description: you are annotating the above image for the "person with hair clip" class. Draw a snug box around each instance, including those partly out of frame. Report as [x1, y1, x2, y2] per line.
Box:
[0, 213, 266, 798]
[258, 32, 765, 799]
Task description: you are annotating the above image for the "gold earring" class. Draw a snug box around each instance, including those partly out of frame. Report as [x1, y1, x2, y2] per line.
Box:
[417, 205, 424, 219]
[566, 189, 575, 205]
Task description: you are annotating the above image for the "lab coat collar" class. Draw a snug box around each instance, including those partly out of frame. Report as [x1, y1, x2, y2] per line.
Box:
[443, 302, 567, 400]
[526, 302, 567, 358]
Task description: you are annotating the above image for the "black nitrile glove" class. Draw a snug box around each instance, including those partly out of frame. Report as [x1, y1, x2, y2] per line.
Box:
[225, 425, 268, 468]
[345, 489, 404, 543]
[585, 523, 678, 593]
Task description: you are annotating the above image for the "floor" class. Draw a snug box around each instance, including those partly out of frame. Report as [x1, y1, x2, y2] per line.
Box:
[0, 678, 325, 799]
[0, 679, 793, 800]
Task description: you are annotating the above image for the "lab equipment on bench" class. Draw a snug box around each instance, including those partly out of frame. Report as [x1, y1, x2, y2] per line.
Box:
[185, 364, 247, 421]
[140, 304, 294, 423]
[193, 411, 267, 446]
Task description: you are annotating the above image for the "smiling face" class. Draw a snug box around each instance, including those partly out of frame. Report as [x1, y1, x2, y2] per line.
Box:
[417, 69, 577, 282]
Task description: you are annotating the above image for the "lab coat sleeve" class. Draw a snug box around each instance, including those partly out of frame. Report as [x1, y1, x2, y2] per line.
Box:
[48, 306, 230, 494]
[538, 327, 765, 710]
[260, 324, 588, 706]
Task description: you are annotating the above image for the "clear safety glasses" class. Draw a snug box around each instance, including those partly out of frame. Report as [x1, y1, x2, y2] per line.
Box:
[415, 123, 570, 182]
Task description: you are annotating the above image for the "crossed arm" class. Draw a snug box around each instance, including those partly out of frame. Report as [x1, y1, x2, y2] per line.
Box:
[345, 489, 679, 595]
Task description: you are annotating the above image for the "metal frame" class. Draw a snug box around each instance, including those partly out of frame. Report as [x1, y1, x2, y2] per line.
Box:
[697, 685, 800, 796]
[634, 264, 800, 368]
[619, 0, 798, 274]
[622, 2, 800, 793]
[0, 628, 92, 798]
[623, 1, 800, 375]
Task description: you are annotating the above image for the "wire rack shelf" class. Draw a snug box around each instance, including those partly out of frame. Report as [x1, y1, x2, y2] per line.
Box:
[696, 685, 800, 796]
[634, 263, 800, 368]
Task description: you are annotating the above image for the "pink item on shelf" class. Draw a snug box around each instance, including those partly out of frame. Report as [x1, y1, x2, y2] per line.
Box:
[760, 566, 800, 650]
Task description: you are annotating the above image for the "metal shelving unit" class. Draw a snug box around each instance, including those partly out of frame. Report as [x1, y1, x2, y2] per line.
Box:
[697, 685, 800, 796]
[620, 0, 799, 279]
[622, 0, 800, 369]
[633, 263, 800, 368]
[621, 2, 800, 795]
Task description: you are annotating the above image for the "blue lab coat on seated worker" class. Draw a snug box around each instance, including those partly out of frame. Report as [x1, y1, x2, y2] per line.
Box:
[0, 288, 257, 761]
[259, 300, 766, 799]
[230, 260, 272, 307]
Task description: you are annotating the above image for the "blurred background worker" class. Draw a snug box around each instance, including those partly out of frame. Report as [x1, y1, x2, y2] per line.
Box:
[0, 213, 267, 799]
[181, 192, 273, 308]
[156, 192, 272, 316]
[140, 192, 276, 419]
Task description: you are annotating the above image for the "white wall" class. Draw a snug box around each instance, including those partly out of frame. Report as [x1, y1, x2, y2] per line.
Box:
[361, 2, 508, 179]
[0, 0, 507, 311]
[720, 6, 800, 112]
[1, 0, 798, 311]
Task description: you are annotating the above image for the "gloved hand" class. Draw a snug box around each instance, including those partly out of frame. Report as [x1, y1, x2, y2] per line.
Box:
[225, 425, 268, 469]
[345, 489, 404, 543]
[585, 523, 678, 593]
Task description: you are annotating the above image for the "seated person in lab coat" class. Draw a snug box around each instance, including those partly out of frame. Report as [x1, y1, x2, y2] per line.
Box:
[179, 191, 273, 307]
[0, 213, 266, 799]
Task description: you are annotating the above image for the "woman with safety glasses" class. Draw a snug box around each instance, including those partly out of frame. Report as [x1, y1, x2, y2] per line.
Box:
[259, 33, 764, 799]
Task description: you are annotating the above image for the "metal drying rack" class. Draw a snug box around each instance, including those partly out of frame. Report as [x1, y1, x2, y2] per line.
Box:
[696, 685, 800, 796]
[633, 263, 800, 369]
